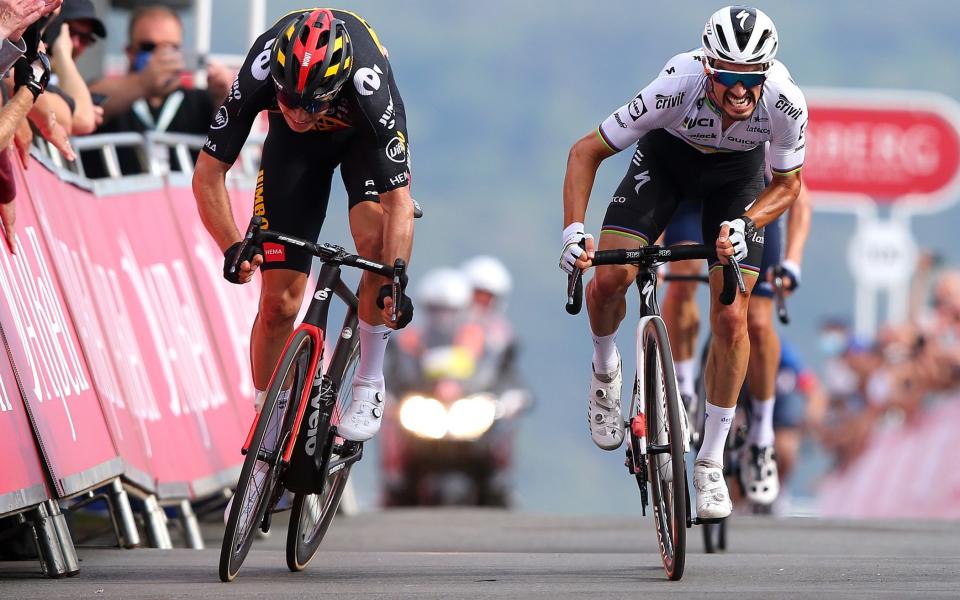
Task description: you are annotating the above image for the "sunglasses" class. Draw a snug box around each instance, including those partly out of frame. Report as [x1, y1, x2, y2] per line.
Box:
[135, 41, 181, 54]
[708, 67, 767, 89]
[275, 86, 333, 114]
[71, 31, 98, 46]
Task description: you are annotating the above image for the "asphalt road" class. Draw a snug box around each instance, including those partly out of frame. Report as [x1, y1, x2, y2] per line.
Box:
[2, 509, 958, 599]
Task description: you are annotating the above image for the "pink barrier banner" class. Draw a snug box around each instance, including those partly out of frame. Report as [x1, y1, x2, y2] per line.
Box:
[166, 179, 258, 435]
[27, 165, 156, 492]
[817, 399, 960, 518]
[0, 343, 50, 515]
[0, 165, 121, 498]
[63, 179, 246, 497]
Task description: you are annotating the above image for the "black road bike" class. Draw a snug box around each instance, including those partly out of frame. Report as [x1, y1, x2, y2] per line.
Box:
[219, 216, 406, 582]
[565, 244, 743, 580]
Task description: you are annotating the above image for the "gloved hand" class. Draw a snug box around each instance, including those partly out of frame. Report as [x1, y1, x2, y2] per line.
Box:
[559, 222, 593, 274]
[719, 217, 753, 262]
[771, 259, 801, 291]
[222, 240, 263, 284]
[377, 272, 413, 328]
[13, 52, 51, 102]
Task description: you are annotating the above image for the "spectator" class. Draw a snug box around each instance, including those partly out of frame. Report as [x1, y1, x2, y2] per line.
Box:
[46, 0, 107, 134]
[84, 4, 230, 176]
[0, 1, 61, 72]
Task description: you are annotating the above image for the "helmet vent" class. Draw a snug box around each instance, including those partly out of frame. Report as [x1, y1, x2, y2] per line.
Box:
[715, 26, 731, 52]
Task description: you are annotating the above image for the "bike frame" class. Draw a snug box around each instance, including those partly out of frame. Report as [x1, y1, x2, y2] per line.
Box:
[240, 261, 360, 466]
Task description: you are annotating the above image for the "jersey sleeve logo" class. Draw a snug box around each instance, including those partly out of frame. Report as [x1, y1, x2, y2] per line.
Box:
[354, 64, 383, 96]
[211, 106, 229, 130]
[251, 37, 276, 81]
[655, 92, 685, 109]
[386, 132, 407, 163]
[628, 94, 648, 120]
[775, 93, 804, 119]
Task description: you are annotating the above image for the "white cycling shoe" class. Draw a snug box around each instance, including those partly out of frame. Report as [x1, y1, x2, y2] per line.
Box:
[337, 378, 386, 442]
[588, 358, 624, 450]
[740, 445, 780, 505]
[694, 459, 733, 520]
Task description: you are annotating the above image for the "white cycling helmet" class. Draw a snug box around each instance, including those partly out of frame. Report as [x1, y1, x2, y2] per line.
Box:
[702, 6, 778, 66]
[461, 255, 513, 297]
[417, 268, 472, 310]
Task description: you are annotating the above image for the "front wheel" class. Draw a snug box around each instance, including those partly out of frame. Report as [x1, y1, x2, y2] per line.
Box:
[219, 330, 313, 582]
[286, 319, 360, 572]
[642, 317, 687, 581]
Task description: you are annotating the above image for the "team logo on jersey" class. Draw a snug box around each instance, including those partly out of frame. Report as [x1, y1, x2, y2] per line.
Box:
[746, 124, 770, 134]
[211, 106, 229, 130]
[775, 94, 804, 120]
[628, 94, 648, 121]
[682, 117, 714, 129]
[386, 132, 407, 163]
[251, 37, 275, 81]
[665, 66, 676, 75]
[379, 93, 396, 129]
[354, 64, 383, 96]
[655, 92, 685, 110]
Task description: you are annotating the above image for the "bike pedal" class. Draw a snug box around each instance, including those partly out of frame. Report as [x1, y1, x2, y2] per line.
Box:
[260, 510, 273, 534]
[692, 516, 726, 525]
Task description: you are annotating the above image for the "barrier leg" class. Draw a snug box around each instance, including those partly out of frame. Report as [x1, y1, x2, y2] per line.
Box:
[22, 501, 80, 578]
[178, 500, 204, 550]
[109, 479, 141, 548]
[142, 495, 173, 549]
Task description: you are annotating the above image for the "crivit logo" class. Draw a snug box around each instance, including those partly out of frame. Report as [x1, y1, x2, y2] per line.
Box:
[629, 94, 648, 121]
[304, 374, 324, 456]
[263, 242, 285, 262]
[775, 94, 803, 120]
[655, 92, 685, 109]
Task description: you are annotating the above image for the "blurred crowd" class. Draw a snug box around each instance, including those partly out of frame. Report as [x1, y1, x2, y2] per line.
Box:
[816, 253, 960, 471]
[0, 0, 231, 252]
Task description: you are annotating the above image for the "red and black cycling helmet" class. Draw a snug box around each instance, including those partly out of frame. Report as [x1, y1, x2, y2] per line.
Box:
[270, 9, 353, 113]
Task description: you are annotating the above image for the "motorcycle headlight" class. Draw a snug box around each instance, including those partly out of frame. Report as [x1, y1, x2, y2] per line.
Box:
[399, 395, 447, 439]
[447, 393, 497, 440]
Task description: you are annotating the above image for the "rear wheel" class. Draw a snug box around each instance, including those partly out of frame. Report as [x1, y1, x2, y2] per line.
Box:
[219, 330, 313, 582]
[643, 317, 687, 581]
[286, 317, 360, 572]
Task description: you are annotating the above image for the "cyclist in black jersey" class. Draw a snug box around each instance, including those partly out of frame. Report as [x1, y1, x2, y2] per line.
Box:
[560, 6, 806, 520]
[193, 8, 415, 443]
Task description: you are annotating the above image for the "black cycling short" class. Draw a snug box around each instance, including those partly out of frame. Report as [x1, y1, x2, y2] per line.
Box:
[664, 198, 783, 297]
[601, 129, 766, 276]
[256, 112, 383, 274]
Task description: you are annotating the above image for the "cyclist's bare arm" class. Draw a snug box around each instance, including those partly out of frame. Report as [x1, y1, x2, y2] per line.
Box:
[562, 131, 617, 267]
[784, 182, 811, 264]
[742, 170, 801, 228]
[379, 185, 414, 267]
[193, 151, 241, 251]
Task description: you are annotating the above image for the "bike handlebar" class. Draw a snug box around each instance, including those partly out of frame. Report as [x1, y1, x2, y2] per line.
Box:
[233, 216, 401, 279]
[564, 244, 746, 315]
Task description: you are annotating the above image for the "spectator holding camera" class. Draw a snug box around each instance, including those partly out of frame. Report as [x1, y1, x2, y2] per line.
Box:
[85, 4, 230, 176]
[45, 0, 106, 135]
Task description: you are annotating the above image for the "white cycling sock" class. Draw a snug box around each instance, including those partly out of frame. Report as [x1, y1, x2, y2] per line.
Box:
[591, 331, 619, 374]
[696, 402, 736, 466]
[675, 358, 696, 401]
[749, 396, 776, 447]
[356, 319, 391, 383]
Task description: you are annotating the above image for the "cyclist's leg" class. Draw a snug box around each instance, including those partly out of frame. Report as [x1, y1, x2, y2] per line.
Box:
[336, 130, 404, 441]
[662, 199, 704, 411]
[587, 133, 681, 450]
[691, 149, 765, 518]
[251, 116, 342, 391]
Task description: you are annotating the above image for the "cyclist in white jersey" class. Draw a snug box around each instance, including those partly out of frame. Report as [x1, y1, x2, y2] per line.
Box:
[560, 6, 806, 519]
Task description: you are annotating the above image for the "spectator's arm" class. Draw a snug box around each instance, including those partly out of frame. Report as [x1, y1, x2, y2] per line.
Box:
[0, 86, 33, 149]
[204, 60, 231, 106]
[27, 93, 74, 159]
[49, 23, 95, 134]
[88, 73, 148, 121]
[89, 47, 183, 120]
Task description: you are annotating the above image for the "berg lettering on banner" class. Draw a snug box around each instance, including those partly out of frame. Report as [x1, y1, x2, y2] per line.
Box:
[0, 227, 92, 439]
[0, 373, 10, 412]
[120, 234, 227, 447]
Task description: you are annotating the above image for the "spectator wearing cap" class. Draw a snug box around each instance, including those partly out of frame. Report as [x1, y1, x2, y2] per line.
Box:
[46, 0, 106, 134]
[85, 4, 231, 176]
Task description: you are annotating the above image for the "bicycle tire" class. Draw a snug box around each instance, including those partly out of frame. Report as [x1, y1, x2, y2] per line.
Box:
[219, 330, 313, 582]
[286, 315, 360, 572]
[642, 317, 687, 581]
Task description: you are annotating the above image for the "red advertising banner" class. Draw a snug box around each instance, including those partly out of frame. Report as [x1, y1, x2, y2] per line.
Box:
[0, 166, 121, 498]
[0, 344, 50, 515]
[804, 89, 960, 207]
[27, 166, 156, 492]
[68, 181, 245, 497]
